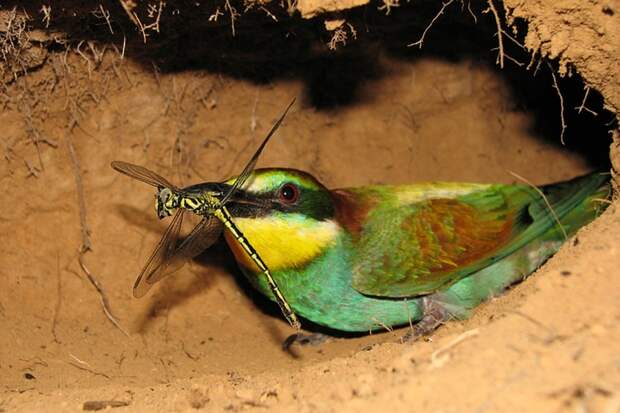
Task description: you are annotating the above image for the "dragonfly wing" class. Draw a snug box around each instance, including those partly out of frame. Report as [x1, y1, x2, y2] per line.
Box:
[133, 208, 186, 298]
[132, 213, 224, 298]
[221, 98, 296, 204]
[176, 215, 224, 260]
[111, 161, 179, 190]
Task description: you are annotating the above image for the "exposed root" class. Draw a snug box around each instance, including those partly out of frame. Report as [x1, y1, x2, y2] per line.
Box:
[327, 21, 357, 50]
[117, 0, 142, 30]
[225, 0, 240, 36]
[78, 255, 130, 337]
[378, 0, 400, 16]
[484, 0, 504, 69]
[39, 5, 52, 28]
[547, 62, 567, 145]
[93, 4, 115, 35]
[408, 0, 455, 49]
[208, 7, 224, 23]
[463, 0, 477, 23]
[117, 0, 165, 43]
[575, 86, 598, 116]
[67, 134, 129, 337]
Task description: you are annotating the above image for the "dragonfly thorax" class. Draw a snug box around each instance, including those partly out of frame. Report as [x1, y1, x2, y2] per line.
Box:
[179, 191, 221, 215]
[155, 186, 222, 219]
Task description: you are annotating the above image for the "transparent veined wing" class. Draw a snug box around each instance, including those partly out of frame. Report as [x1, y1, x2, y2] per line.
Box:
[132, 211, 224, 297]
[111, 161, 179, 190]
[133, 208, 185, 297]
[221, 98, 296, 205]
[176, 215, 224, 260]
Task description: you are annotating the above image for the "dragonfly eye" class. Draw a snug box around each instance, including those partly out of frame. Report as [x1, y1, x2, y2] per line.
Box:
[159, 188, 176, 204]
[156, 188, 175, 218]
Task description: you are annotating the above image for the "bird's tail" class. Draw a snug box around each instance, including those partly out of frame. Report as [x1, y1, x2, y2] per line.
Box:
[536, 172, 612, 239]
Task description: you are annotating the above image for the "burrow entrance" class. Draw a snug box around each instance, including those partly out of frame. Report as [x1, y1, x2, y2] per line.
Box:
[1, 0, 618, 410]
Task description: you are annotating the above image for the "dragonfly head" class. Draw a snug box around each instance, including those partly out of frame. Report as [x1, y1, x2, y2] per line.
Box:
[155, 187, 178, 219]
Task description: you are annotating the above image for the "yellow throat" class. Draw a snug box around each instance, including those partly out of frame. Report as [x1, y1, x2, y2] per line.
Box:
[223, 214, 339, 273]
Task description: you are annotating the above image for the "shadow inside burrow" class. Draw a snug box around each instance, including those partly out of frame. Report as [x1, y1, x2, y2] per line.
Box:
[114, 204, 167, 237]
[205, 240, 375, 345]
[113, 202, 229, 333]
[129, 232, 376, 345]
[6, 0, 615, 169]
[7, 0, 617, 342]
[132, 238, 232, 333]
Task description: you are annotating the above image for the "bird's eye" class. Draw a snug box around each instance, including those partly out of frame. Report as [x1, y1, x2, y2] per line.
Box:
[278, 183, 299, 204]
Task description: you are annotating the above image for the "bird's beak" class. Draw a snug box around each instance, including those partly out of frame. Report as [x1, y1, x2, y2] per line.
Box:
[193, 182, 271, 218]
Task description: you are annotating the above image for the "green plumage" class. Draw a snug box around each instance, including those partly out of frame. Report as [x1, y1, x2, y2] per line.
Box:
[230, 171, 610, 333]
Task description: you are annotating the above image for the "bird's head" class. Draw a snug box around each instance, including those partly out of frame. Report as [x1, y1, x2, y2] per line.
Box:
[219, 168, 341, 272]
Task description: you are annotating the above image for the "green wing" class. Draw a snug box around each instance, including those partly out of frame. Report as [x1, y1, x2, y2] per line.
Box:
[349, 173, 609, 298]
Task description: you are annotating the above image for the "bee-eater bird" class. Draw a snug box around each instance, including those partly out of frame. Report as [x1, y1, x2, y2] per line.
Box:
[216, 169, 609, 336]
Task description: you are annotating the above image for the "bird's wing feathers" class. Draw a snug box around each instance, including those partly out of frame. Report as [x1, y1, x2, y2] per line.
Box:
[348, 174, 607, 297]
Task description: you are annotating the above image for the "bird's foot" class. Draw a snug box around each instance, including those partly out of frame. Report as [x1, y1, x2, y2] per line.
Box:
[401, 297, 450, 343]
[282, 332, 331, 350]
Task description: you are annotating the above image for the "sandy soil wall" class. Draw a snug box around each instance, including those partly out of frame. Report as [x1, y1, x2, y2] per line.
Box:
[1, 1, 618, 412]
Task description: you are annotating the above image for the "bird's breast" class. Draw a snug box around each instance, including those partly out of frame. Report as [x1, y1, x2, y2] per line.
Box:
[223, 215, 340, 273]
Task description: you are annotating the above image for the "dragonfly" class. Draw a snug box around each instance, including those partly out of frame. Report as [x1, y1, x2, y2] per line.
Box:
[111, 98, 300, 330]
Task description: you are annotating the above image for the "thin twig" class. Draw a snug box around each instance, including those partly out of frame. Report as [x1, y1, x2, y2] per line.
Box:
[371, 317, 393, 332]
[83, 400, 130, 411]
[69, 352, 92, 368]
[67, 360, 111, 379]
[547, 62, 567, 145]
[484, 0, 504, 68]
[591, 198, 612, 205]
[508, 170, 568, 240]
[430, 329, 479, 368]
[408, 0, 454, 48]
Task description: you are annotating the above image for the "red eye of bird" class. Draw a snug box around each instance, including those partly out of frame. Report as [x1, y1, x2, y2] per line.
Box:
[279, 183, 299, 204]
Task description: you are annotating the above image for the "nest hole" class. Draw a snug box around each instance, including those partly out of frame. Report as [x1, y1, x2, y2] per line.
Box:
[0, 0, 617, 394]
